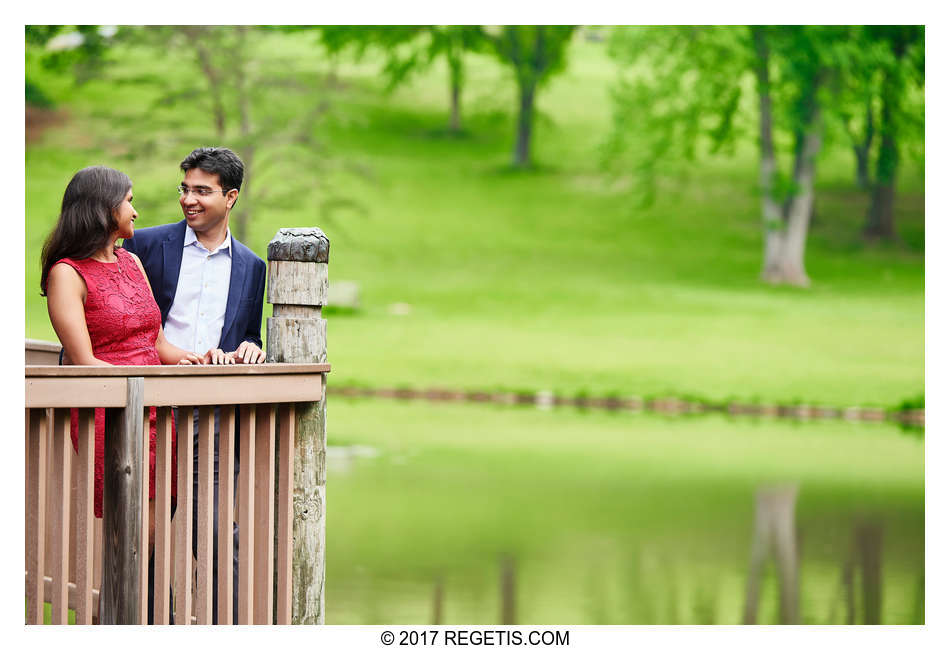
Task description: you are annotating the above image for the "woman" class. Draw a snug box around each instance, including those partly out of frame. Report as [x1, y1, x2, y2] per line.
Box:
[41, 166, 210, 526]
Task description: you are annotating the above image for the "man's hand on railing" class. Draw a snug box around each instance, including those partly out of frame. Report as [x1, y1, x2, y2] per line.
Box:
[200, 348, 236, 365]
[233, 341, 265, 364]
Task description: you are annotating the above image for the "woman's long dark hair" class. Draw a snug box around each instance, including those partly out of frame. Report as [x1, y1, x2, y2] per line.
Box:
[40, 166, 131, 296]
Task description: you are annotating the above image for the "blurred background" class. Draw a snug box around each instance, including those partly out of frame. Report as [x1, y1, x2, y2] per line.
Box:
[24, 25, 924, 624]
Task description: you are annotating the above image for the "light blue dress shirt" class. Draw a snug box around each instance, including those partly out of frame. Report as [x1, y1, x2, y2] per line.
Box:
[164, 226, 233, 354]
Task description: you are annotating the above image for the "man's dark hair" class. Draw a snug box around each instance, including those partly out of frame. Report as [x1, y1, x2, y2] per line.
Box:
[180, 147, 244, 192]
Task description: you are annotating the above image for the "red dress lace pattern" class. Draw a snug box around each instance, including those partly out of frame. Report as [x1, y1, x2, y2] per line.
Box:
[58, 248, 177, 518]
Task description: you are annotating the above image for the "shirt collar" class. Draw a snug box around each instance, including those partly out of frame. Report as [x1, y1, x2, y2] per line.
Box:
[184, 225, 232, 255]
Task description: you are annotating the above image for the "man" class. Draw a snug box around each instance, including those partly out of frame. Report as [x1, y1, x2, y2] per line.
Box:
[124, 146, 266, 623]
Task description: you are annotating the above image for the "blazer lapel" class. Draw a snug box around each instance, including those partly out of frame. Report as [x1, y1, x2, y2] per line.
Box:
[160, 222, 186, 323]
[220, 247, 246, 348]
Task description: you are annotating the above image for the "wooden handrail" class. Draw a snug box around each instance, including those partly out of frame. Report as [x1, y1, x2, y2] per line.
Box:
[26, 364, 330, 408]
[26, 363, 331, 376]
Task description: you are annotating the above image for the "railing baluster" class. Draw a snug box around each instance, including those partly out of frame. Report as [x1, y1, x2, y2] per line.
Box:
[238, 405, 256, 624]
[196, 406, 215, 623]
[174, 407, 194, 625]
[93, 518, 102, 622]
[74, 408, 95, 624]
[139, 408, 150, 623]
[276, 403, 295, 624]
[49, 408, 71, 624]
[218, 405, 236, 624]
[254, 404, 276, 624]
[25, 407, 47, 625]
[69, 439, 78, 611]
[153, 407, 173, 624]
[43, 408, 54, 596]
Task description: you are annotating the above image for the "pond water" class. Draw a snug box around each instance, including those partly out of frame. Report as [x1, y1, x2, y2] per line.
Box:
[324, 399, 924, 624]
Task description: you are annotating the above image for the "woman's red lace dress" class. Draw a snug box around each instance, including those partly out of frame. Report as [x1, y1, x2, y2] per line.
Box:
[57, 248, 177, 518]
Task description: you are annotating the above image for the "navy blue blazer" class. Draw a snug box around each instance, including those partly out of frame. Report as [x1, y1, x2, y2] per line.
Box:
[122, 220, 266, 352]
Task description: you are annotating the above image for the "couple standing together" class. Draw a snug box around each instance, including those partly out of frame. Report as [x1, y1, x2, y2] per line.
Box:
[40, 146, 264, 622]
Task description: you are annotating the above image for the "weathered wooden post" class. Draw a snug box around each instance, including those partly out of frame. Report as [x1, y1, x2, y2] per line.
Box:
[266, 228, 329, 624]
[101, 377, 146, 624]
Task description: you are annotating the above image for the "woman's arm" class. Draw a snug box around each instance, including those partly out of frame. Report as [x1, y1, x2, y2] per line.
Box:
[154, 327, 204, 366]
[46, 262, 111, 366]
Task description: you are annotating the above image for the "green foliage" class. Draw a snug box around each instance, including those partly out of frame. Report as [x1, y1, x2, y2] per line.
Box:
[603, 26, 752, 205]
[894, 394, 924, 412]
[604, 25, 924, 225]
[26, 25, 113, 80]
[318, 26, 488, 132]
[486, 25, 577, 91]
[25, 25, 116, 107]
[321, 26, 485, 88]
[25, 81, 53, 108]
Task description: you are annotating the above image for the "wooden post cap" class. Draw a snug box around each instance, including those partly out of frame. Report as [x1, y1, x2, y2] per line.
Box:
[267, 228, 330, 263]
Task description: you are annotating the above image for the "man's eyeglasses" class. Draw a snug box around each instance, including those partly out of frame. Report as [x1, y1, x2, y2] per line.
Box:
[178, 186, 229, 198]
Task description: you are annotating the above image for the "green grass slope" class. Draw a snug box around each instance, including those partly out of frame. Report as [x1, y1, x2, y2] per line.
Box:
[25, 32, 924, 408]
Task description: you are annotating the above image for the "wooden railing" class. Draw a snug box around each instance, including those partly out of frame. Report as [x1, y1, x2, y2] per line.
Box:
[25, 360, 329, 625]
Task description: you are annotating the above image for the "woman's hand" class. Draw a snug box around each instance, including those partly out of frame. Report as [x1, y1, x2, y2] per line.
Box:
[176, 352, 203, 365]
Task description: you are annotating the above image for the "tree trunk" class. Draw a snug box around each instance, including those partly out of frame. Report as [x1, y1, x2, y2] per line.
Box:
[183, 27, 227, 139]
[756, 30, 821, 288]
[866, 182, 896, 240]
[752, 28, 785, 283]
[864, 76, 898, 240]
[775, 105, 821, 287]
[448, 54, 462, 133]
[232, 26, 253, 243]
[854, 144, 871, 191]
[232, 146, 253, 243]
[783, 130, 818, 226]
[743, 485, 800, 624]
[855, 522, 884, 624]
[513, 79, 535, 168]
[854, 98, 874, 190]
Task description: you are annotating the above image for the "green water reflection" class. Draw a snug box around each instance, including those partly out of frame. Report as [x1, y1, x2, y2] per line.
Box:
[325, 399, 924, 624]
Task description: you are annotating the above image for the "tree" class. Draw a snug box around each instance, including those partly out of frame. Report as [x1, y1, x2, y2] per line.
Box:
[860, 26, 924, 241]
[484, 25, 577, 168]
[755, 26, 839, 286]
[319, 26, 487, 133]
[111, 26, 357, 243]
[605, 25, 862, 286]
[832, 26, 924, 241]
